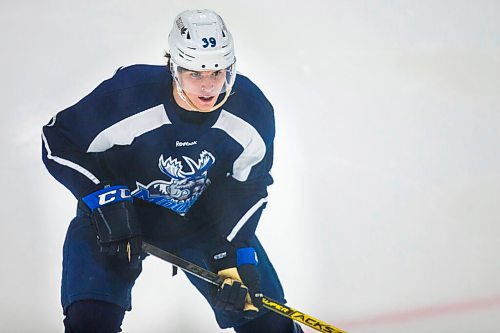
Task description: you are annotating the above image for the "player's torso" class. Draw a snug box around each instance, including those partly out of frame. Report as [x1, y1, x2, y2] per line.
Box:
[103, 104, 242, 215]
[91, 65, 270, 217]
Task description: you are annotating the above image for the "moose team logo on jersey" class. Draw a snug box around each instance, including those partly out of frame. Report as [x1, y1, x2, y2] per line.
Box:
[131, 150, 215, 214]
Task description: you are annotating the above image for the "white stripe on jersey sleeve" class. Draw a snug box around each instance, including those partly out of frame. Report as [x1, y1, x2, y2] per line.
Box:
[212, 110, 266, 182]
[226, 197, 268, 242]
[42, 128, 100, 185]
[87, 104, 171, 153]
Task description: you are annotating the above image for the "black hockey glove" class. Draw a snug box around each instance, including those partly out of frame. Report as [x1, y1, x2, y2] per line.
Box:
[81, 185, 141, 268]
[209, 241, 263, 319]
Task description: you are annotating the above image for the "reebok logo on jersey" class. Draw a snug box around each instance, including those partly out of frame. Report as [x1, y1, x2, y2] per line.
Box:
[176, 140, 197, 147]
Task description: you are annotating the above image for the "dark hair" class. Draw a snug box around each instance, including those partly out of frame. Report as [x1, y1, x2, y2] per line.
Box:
[165, 52, 189, 73]
[164, 51, 171, 67]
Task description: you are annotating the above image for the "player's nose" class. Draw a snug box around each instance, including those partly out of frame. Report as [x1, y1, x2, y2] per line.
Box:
[201, 81, 215, 92]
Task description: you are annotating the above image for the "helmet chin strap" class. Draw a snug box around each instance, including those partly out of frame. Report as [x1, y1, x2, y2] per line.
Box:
[174, 80, 232, 112]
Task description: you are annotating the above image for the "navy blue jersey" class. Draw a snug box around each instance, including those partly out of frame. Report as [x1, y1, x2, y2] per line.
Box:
[42, 65, 275, 244]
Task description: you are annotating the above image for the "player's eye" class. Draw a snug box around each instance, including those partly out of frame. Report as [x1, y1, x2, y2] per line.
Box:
[189, 72, 202, 79]
[212, 70, 224, 80]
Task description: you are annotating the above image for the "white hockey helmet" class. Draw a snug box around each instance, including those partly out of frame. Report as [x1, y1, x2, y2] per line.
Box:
[168, 9, 236, 111]
[168, 9, 235, 71]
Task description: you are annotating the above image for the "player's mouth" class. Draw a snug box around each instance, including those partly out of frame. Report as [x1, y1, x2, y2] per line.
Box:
[198, 96, 215, 104]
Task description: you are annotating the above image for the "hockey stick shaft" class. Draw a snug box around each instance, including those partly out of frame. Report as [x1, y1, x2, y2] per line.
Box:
[142, 242, 347, 333]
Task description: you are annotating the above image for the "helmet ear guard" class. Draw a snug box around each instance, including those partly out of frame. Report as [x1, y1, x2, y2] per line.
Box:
[167, 9, 237, 112]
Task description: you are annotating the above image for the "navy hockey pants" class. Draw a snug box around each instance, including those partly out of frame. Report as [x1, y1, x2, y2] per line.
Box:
[62, 210, 299, 331]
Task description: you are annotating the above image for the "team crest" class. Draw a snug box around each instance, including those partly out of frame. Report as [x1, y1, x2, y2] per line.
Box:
[132, 150, 215, 214]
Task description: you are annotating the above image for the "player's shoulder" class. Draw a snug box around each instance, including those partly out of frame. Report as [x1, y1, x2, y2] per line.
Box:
[227, 73, 274, 119]
[100, 64, 170, 92]
[69, 64, 171, 117]
[223, 73, 275, 140]
[232, 73, 271, 106]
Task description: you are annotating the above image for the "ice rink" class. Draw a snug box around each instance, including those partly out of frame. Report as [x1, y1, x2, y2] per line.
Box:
[1, 1, 499, 332]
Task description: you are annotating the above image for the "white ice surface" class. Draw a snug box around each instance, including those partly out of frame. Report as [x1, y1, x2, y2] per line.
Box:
[1, 1, 499, 332]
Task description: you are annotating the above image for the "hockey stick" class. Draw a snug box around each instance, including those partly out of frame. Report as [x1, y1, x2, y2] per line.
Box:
[142, 242, 347, 333]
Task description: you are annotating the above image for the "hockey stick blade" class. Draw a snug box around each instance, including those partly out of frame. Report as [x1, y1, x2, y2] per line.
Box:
[142, 241, 347, 333]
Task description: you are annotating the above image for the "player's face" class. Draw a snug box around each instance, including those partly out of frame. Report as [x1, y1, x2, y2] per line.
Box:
[177, 69, 227, 111]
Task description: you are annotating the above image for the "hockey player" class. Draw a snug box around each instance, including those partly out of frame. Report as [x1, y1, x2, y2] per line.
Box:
[42, 9, 303, 333]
